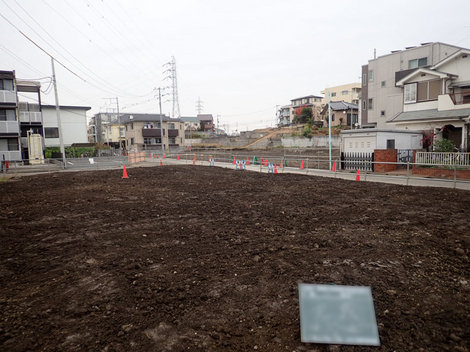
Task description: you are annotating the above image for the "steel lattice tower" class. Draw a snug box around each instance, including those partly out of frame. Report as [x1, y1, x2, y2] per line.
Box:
[164, 56, 180, 118]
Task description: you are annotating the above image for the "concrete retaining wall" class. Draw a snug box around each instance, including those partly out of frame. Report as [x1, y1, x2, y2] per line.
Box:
[281, 136, 341, 148]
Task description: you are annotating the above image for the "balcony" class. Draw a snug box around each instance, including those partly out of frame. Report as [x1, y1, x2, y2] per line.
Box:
[449, 90, 470, 105]
[19, 111, 42, 123]
[142, 128, 162, 137]
[0, 90, 17, 104]
[0, 121, 20, 134]
[168, 129, 179, 137]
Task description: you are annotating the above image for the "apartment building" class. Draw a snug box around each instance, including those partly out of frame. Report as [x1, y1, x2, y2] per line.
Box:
[0, 71, 44, 162]
[361, 42, 465, 128]
[321, 83, 361, 105]
[121, 113, 185, 151]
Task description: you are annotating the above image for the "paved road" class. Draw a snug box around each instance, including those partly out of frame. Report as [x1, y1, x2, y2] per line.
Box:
[154, 157, 470, 191]
[3, 156, 469, 191]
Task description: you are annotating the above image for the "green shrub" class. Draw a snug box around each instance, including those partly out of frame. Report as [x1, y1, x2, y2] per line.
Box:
[433, 139, 455, 152]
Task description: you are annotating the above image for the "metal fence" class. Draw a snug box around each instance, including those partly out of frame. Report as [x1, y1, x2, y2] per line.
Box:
[415, 152, 470, 167]
[340, 152, 374, 172]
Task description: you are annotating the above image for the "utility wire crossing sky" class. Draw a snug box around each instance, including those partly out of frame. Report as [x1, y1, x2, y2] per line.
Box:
[1, 0, 470, 130]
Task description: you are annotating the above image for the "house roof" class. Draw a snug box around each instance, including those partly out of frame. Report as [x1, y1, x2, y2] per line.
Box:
[119, 113, 180, 124]
[197, 114, 214, 122]
[395, 68, 456, 86]
[321, 101, 358, 114]
[42, 105, 91, 111]
[341, 128, 423, 135]
[388, 108, 470, 123]
[448, 80, 470, 88]
[180, 116, 200, 123]
[291, 94, 323, 101]
[432, 49, 470, 70]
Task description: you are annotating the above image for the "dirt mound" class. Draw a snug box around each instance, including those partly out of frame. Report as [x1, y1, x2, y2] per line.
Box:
[1, 166, 469, 351]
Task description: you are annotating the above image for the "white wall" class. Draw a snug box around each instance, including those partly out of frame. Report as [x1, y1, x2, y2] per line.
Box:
[342, 130, 423, 153]
[42, 106, 89, 147]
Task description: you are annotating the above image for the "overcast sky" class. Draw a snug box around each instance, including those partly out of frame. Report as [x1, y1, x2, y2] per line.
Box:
[1, 0, 470, 132]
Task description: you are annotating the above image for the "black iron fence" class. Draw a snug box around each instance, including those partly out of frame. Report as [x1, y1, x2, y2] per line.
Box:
[341, 152, 374, 172]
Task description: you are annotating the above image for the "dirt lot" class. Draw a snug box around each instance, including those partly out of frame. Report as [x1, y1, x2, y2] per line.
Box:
[1, 165, 469, 352]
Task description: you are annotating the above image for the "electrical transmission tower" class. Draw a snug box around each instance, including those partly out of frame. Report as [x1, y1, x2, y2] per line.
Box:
[163, 56, 180, 118]
[196, 97, 203, 114]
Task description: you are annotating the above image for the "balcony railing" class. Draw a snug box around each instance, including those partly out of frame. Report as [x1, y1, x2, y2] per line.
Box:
[0, 121, 20, 134]
[448, 91, 470, 105]
[19, 111, 42, 123]
[0, 90, 16, 104]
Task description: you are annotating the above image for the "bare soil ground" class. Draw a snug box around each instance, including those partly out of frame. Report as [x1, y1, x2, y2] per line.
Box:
[1, 166, 469, 352]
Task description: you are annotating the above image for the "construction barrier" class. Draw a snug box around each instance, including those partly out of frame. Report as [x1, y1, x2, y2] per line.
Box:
[128, 152, 146, 164]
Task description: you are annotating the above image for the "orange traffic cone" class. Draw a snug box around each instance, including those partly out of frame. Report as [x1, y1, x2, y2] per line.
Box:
[122, 165, 129, 179]
[177, 155, 180, 160]
[331, 161, 336, 172]
[280, 159, 283, 168]
[264, 160, 268, 167]
[153, 154, 156, 159]
[300, 160, 305, 169]
[160, 160, 163, 166]
[274, 164, 278, 174]
[356, 169, 361, 181]
[233, 157, 236, 164]
[163, 154, 166, 159]
[246, 157, 250, 165]
[157, 154, 159, 159]
[193, 155, 197, 165]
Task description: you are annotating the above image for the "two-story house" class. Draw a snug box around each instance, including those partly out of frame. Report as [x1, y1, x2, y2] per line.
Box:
[120, 113, 185, 151]
[197, 114, 215, 132]
[290, 95, 324, 123]
[0, 70, 21, 162]
[388, 48, 470, 151]
[361, 42, 465, 129]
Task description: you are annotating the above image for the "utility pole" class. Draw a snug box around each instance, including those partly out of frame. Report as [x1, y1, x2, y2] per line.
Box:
[158, 88, 164, 155]
[328, 91, 332, 170]
[116, 97, 122, 155]
[51, 58, 66, 169]
[104, 98, 122, 155]
[217, 115, 220, 135]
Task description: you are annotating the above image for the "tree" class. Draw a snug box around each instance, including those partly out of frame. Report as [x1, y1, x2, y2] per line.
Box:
[293, 105, 313, 124]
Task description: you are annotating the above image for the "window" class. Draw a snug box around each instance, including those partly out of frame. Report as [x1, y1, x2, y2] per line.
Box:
[0, 79, 14, 91]
[368, 98, 373, 110]
[363, 73, 367, 86]
[408, 57, 428, 69]
[381, 110, 385, 117]
[169, 137, 176, 144]
[417, 80, 440, 102]
[130, 138, 134, 145]
[381, 81, 386, 88]
[304, 98, 309, 104]
[0, 109, 16, 121]
[44, 127, 59, 138]
[130, 123, 134, 130]
[155, 122, 161, 128]
[404, 83, 417, 103]
[168, 122, 175, 129]
[386, 139, 395, 149]
[7, 138, 19, 151]
[331, 92, 336, 97]
[367, 142, 371, 149]
[369, 70, 374, 82]
[332, 113, 335, 121]
[363, 100, 367, 110]
[341, 90, 349, 95]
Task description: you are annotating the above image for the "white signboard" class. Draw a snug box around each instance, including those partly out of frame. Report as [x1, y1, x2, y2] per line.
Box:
[298, 283, 380, 346]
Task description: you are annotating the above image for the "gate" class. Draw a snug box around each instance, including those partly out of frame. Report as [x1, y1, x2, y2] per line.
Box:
[341, 152, 374, 172]
[397, 149, 414, 168]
